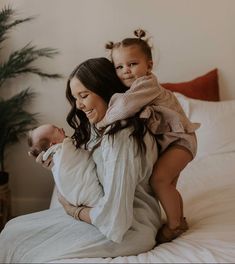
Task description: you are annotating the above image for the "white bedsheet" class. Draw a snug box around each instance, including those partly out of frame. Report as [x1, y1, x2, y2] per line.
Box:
[50, 152, 235, 263]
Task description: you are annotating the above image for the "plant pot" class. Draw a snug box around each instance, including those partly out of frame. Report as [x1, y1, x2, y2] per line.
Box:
[0, 171, 9, 185]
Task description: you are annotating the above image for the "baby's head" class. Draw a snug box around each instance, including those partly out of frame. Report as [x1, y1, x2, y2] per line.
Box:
[28, 124, 65, 157]
[105, 29, 153, 87]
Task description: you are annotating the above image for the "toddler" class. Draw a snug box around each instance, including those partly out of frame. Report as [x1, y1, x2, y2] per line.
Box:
[28, 124, 103, 207]
[98, 29, 200, 243]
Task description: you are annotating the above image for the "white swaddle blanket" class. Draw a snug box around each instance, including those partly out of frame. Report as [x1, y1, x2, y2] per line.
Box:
[43, 137, 103, 206]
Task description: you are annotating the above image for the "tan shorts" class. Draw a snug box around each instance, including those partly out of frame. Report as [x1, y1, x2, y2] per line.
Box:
[157, 132, 197, 159]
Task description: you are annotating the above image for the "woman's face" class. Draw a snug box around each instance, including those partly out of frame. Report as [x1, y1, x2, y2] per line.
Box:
[70, 77, 108, 124]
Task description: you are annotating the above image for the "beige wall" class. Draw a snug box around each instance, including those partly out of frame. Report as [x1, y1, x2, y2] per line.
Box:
[1, 0, 235, 215]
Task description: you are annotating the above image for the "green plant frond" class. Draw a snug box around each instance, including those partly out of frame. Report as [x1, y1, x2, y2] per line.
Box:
[7, 116, 38, 141]
[0, 6, 34, 45]
[0, 6, 14, 24]
[0, 97, 38, 170]
[0, 112, 38, 136]
[0, 6, 62, 171]
[0, 96, 38, 144]
[0, 17, 34, 32]
[2, 66, 62, 79]
[10, 42, 60, 58]
[0, 43, 62, 86]
[7, 87, 36, 105]
[0, 89, 37, 128]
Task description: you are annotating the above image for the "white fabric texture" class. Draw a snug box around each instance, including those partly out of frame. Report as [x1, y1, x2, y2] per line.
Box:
[0, 128, 161, 263]
[175, 93, 235, 159]
[48, 149, 235, 263]
[47, 96, 235, 263]
[43, 137, 102, 207]
[1, 96, 235, 263]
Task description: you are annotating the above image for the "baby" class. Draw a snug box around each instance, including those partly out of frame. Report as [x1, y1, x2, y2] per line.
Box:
[28, 124, 103, 207]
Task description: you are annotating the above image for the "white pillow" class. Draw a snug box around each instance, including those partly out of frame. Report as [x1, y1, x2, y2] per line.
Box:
[175, 93, 235, 159]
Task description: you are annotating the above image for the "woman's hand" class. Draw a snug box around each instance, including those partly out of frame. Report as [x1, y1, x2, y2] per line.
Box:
[57, 191, 77, 216]
[28, 151, 54, 170]
[57, 191, 92, 224]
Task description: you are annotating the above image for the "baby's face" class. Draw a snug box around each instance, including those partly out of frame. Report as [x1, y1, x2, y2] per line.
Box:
[33, 124, 65, 146]
[112, 45, 153, 87]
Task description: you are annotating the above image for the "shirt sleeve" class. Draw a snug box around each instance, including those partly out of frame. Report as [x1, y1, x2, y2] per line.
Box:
[100, 74, 161, 127]
[89, 129, 142, 243]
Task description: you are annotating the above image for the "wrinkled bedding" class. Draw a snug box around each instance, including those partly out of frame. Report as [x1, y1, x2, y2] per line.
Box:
[50, 152, 235, 263]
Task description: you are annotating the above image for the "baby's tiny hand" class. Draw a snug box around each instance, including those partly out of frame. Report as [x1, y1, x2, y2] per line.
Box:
[36, 151, 54, 170]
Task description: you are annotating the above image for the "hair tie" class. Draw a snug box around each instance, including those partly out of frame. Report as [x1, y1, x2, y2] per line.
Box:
[105, 41, 114, 50]
[134, 29, 146, 39]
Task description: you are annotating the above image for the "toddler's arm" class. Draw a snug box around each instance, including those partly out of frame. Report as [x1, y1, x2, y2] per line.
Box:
[99, 74, 161, 127]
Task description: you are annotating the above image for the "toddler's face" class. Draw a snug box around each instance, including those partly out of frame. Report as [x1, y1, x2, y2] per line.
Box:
[112, 45, 153, 87]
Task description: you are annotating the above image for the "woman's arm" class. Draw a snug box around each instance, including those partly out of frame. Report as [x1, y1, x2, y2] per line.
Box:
[59, 128, 157, 243]
[57, 191, 92, 224]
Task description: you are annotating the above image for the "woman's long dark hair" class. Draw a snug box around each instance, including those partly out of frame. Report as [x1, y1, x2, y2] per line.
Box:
[66, 57, 151, 153]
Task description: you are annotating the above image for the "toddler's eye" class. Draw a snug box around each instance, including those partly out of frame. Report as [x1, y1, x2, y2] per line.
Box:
[130, 62, 137, 67]
[116, 65, 123, 70]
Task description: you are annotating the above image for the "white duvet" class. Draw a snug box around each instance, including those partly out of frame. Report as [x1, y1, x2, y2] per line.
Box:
[50, 151, 235, 263]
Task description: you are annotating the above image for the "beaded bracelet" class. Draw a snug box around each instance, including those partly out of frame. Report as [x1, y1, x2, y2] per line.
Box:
[73, 206, 85, 220]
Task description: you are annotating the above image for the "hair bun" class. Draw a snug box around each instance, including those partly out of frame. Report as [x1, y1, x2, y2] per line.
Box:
[134, 29, 146, 39]
[105, 41, 114, 50]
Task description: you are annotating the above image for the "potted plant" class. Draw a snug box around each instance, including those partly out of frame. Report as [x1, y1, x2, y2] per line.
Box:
[0, 6, 62, 227]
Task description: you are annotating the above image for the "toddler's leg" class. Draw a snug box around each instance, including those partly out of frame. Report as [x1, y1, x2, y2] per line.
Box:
[150, 146, 192, 241]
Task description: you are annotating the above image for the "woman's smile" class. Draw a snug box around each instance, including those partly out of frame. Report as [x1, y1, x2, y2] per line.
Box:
[85, 109, 93, 117]
[70, 77, 108, 124]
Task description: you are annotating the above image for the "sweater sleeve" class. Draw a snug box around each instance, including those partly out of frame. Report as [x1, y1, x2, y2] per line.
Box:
[97, 74, 161, 128]
[89, 129, 143, 243]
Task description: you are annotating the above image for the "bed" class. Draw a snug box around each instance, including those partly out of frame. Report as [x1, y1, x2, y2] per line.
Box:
[49, 92, 235, 263]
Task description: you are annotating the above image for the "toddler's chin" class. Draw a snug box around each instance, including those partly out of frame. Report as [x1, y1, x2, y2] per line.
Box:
[123, 79, 134, 88]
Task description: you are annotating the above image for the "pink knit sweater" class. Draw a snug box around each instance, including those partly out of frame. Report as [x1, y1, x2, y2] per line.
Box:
[97, 74, 200, 135]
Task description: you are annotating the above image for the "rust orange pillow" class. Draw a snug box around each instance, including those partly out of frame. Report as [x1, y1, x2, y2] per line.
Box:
[161, 69, 220, 101]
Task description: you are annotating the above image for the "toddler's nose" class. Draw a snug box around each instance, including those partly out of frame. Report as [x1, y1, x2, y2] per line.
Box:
[124, 66, 131, 74]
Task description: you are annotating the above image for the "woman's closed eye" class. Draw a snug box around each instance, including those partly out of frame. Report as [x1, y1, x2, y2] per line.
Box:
[72, 94, 88, 100]
[80, 94, 88, 99]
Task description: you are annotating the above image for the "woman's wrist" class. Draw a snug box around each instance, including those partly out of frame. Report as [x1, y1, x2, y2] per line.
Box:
[77, 207, 92, 224]
[62, 202, 92, 224]
[65, 204, 76, 217]
[73, 206, 86, 220]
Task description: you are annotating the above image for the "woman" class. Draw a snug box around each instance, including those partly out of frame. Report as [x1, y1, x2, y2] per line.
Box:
[0, 57, 161, 263]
